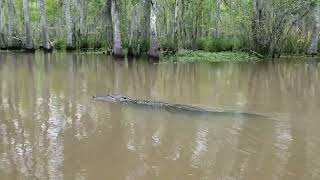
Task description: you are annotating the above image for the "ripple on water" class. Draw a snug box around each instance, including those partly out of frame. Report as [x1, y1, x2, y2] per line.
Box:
[0, 53, 319, 179]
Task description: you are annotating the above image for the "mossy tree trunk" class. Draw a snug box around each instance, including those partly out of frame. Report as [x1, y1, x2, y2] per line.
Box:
[128, 0, 149, 57]
[0, 0, 6, 49]
[180, 0, 187, 48]
[128, 1, 142, 57]
[38, 0, 51, 51]
[23, 0, 34, 50]
[64, 0, 74, 49]
[172, 0, 179, 44]
[251, 0, 269, 55]
[148, 0, 159, 59]
[110, 0, 124, 58]
[7, 0, 15, 48]
[214, 0, 221, 38]
[307, 4, 320, 55]
[77, 0, 84, 33]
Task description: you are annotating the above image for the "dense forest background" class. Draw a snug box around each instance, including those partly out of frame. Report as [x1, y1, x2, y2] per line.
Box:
[0, 0, 319, 58]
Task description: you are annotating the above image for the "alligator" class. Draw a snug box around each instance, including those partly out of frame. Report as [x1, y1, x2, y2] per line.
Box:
[93, 94, 270, 119]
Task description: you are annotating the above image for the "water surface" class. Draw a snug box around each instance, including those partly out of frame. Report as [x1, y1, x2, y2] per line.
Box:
[0, 52, 320, 180]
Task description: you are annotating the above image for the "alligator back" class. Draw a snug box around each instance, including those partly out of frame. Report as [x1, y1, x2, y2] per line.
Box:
[94, 94, 270, 119]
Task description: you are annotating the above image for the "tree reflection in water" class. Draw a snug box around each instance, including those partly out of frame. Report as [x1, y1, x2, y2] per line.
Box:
[0, 53, 319, 179]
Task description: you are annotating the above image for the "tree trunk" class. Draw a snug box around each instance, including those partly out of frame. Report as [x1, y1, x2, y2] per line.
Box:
[162, 6, 167, 37]
[251, 0, 310, 57]
[64, 0, 74, 49]
[110, 0, 124, 58]
[0, 0, 6, 49]
[148, 0, 159, 59]
[307, 4, 320, 55]
[23, 0, 34, 50]
[201, 6, 204, 37]
[180, 0, 187, 48]
[214, 0, 221, 38]
[7, 0, 15, 48]
[77, 0, 84, 32]
[172, 0, 179, 43]
[191, 0, 197, 49]
[38, 0, 51, 51]
[251, 0, 269, 54]
[128, 0, 146, 57]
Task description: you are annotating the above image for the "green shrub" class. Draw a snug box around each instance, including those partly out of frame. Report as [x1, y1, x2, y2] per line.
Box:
[195, 37, 242, 52]
[160, 40, 177, 51]
[139, 40, 149, 53]
[91, 41, 103, 50]
[122, 39, 129, 49]
[195, 38, 207, 50]
[282, 34, 309, 54]
[76, 33, 108, 50]
[79, 38, 89, 49]
[54, 38, 66, 50]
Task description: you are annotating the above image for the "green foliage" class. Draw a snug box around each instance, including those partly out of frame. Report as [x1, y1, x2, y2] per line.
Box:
[160, 39, 177, 51]
[92, 41, 104, 50]
[45, 0, 61, 23]
[54, 38, 66, 50]
[168, 50, 258, 62]
[30, 0, 39, 21]
[122, 39, 129, 49]
[74, 33, 107, 50]
[282, 34, 309, 54]
[78, 38, 90, 49]
[195, 37, 243, 52]
[1, 0, 316, 56]
[140, 40, 150, 53]
[91, 35, 108, 50]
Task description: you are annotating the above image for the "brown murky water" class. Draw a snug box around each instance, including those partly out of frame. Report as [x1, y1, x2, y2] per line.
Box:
[0, 52, 320, 180]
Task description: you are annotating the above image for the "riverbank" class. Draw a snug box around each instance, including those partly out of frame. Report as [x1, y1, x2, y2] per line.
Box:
[1, 49, 318, 63]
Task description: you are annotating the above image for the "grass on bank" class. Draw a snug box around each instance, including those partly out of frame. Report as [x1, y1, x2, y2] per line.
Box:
[165, 50, 259, 62]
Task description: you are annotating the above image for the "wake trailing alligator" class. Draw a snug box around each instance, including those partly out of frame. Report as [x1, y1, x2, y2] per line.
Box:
[93, 94, 270, 119]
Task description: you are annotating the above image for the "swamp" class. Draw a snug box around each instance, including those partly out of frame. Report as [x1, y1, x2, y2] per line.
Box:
[0, 0, 320, 179]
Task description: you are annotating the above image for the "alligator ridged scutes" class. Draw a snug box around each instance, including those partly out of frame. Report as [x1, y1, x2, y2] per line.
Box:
[94, 94, 269, 118]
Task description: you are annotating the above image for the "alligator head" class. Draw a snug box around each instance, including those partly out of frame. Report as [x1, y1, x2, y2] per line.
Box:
[94, 94, 131, 103]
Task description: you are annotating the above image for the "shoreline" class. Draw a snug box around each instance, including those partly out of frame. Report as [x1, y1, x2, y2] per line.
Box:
[0, 49, 318, 62]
